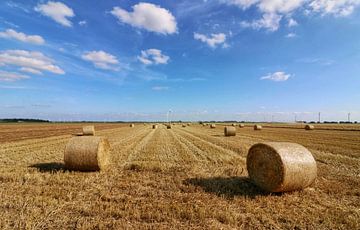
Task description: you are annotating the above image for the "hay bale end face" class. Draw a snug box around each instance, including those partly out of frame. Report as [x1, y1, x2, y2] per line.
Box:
[232, 123, 236, 127]
[210, 124, 216, 129]
[130, 124, 135, 128]
[247, 142, 317, 192]
[64, 136, 111, 171]
[254, 125, 262, 130]
[305, 125, 314, 130]
[82, 126, 95, 136]
[152, 124, 158, 129]
[224, 126, 236, 136]
[239, 124, 245, 128]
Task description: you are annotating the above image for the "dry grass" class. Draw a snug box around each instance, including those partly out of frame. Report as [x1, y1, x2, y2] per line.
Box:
[0, 123, 359, 229]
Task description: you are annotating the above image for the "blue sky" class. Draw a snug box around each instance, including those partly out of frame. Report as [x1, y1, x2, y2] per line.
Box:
[0, 0, 360, 122]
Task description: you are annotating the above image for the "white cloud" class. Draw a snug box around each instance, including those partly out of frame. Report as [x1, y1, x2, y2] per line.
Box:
[35, 1, 75, 27]
[261, 71, 291, 81]
[309, 0, 360, 16]
[0, 29, 45, 45]
[111, 3, 177, 35]
[152, 86, 169, 91]
[223, 0, 305, 13]
[20, 67, 43, 75]
[286, 32, 297, 38]
[241, 13, 282, 31]
[79, 20, 87, 26]
[288, 18, 298, 27]
[194, 33, 227, 48]
[257, 0, 306, 14]
[138, 49, 169, 65]
[222, 0, 360, 31]
[0, 50, 65, 74]
[0, 70, 30, 82]
[81, 50, 119, 70]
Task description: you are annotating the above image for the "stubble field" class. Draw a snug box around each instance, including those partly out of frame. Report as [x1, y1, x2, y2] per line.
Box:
[0, 123, 359, 229]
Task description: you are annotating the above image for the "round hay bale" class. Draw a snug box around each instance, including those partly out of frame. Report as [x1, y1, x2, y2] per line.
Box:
[232, 123, 236, 127]
[305, 125, 314, 130]
[247, 142, 317, 192]
[82, 126, 95, 136]
[167, 125, 172, 129]
[210, 124, 216, 129]
[152, 124, 158, 129]
[224, 126, 236, 136]
[182, 124, 186, 127]
[239, 124, 245, 128]
[130, 124, 135, 128]
[254, 125, 262, 130]
[64, 136, 111, 171]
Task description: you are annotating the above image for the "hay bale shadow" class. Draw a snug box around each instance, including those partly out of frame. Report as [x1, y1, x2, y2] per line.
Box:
[30, 162, 65, 173]
[184, 176, 274, 199]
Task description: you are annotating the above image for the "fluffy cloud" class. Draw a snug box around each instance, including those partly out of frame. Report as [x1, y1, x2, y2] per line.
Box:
[0, 29, 45, 45]
[81, 51, 119, 70]
[223, 0, 360, 31]
[0, 70, 30, 82]
[288, 18, 298, 27]
[35, 1, 75, 27]
[286, 32, 297, 38]
[194, 33, 227, 48]
[0, 50, 64, 74]
[309, 0, 360, 16]
[138, 49, 169, 65]
[223, 0, 305, 13]
[78, 20, 87, 26]
[241, 13, 282, 31]
[111, 3, 177, 35]
[261, 71, 291, 81]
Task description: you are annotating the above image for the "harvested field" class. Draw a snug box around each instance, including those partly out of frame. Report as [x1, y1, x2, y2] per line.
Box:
[0, 123, 359, 229]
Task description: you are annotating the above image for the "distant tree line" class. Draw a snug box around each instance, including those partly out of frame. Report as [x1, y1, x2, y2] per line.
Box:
[0, 118, 50, 123]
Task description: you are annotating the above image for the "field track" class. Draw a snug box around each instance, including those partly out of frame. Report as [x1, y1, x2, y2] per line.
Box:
[0, 123, 359, 229]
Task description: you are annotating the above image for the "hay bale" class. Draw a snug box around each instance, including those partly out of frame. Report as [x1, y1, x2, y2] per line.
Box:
[152, 124, 158, 129]
[232, 123, 236, 127]
[64, 136, 111, 171]
[210, 124, 216, 129]
[239, 124, 245, 128]
[82, 126, 95, 136]
[130, 124, 135, 128]
[167, 125, 172, 129]
[224, 126, 236, 136]
[247, 142, 317, 192]
[254, 125, 262, 130]
[305, 125, 314, 130]
[182, 124, 186, 127]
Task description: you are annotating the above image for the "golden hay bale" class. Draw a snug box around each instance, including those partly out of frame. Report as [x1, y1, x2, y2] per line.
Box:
[82, 126, 95, 136]
[187, 123, 191, 126]
[239, 124, 245, 128]
[167, 125, 172, 129]
[224, 126, 236, 136]
[64, 136, 111, 171]
[247, 142, 317, 192]
[210, 124, 216, 129]
[152, 124, 158, 129]
[182, 124, 186, 127]
[232, 123, 236, 127]
[305, 125, 314, 130]
[130, 124, 135, 128]
[254, 125, 262, 130]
